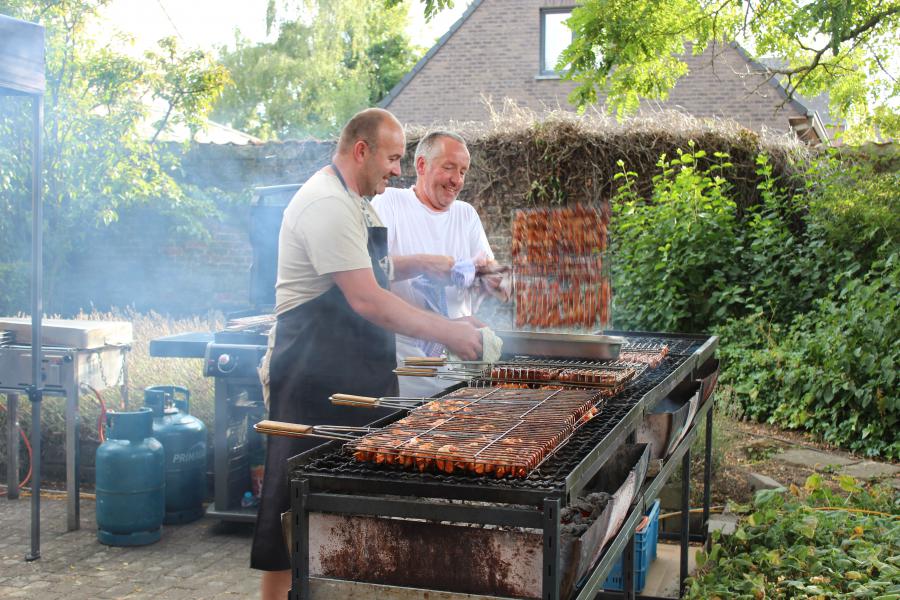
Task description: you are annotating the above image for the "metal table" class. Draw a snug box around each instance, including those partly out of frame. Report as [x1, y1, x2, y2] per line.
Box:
[2, 341, 130, 531]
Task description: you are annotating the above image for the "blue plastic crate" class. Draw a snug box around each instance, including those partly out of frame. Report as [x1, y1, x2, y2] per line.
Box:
[602, 499, 661, 592]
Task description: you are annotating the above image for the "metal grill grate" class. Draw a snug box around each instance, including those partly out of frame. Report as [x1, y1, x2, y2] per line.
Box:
[294, 334, 704, 496]
[348, 387, 605, 478]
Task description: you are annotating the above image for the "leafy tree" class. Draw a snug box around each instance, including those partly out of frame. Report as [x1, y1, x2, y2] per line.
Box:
[557, 0, 900, 142]
[213, 0, 422, 140]
[0, 0, 229, 312]
[386, 0, 454, 21]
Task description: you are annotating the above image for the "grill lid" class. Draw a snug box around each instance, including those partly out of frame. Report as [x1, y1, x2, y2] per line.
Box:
[249, 184, 303, 309]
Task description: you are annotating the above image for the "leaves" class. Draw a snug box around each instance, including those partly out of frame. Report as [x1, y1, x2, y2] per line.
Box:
[0, 0, 228, 314]
[614, 146, 898, 459]
[557, 0, 900, 140]
[686, 485, 900, 598]
[213, 0, 422, 140]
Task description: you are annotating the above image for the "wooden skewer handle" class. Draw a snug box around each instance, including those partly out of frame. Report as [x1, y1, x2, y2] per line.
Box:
[254, 420, 314, 436]
[394, 368, 436, 377]
[403, 357, 446, 366]
[330, 393, 379, 406]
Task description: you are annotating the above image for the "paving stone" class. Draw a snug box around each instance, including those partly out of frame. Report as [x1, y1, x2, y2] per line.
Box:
[774, 448, 857, 469]
[22, 580, 53, 590]
[0, 496, 260, 598]
[838, 460, 900, 480]
[746, 471, 784, 492]
[708, 512, 740, 537]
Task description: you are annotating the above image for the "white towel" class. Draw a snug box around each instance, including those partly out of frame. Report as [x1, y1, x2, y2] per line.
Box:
[450, 326, 503, 363]
[480, 327, 503, 363]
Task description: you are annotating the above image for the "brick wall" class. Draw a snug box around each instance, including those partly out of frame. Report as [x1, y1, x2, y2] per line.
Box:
[383, 0, 806, 134]
[56, 141, 337, 316]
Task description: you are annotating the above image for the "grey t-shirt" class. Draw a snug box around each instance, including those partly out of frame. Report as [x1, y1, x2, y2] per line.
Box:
[274, 170, 384, 315]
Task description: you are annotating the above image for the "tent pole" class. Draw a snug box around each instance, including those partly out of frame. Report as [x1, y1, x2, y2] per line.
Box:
[26, 94, 43, 562]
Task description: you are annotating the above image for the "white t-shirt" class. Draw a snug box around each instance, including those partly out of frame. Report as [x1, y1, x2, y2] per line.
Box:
[371, 187, 493, 397]
[275, 170, 384, 315]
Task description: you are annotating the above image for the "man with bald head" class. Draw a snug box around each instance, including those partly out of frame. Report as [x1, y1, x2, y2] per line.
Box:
[373, 130, 500, 398]
[251, 109, 482, 598]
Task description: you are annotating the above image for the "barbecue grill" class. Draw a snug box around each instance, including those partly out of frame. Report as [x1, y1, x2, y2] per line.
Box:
[149, 183, 302, 521]
[287, 331, 718, 600]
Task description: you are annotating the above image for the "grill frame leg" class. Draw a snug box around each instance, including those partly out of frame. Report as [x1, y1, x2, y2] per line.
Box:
[702, 398, 714, 540]
[6, 393, 19, 500]
[290, 478, 310, 600]
[542, 496, 561, 600]
[680, 448, 691, 596]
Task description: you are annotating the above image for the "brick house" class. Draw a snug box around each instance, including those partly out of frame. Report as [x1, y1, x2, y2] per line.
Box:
[381, 0, 829, 144]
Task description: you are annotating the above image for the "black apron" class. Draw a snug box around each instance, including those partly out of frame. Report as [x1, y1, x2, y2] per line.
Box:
[250, 167, 397, 571]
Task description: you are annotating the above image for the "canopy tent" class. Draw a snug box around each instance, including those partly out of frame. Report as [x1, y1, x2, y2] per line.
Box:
[0, 13, 45, 561]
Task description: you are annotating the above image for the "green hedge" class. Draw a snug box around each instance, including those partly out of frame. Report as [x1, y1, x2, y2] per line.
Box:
[716, 252, 899, 459]
[611, 147, 899, 458]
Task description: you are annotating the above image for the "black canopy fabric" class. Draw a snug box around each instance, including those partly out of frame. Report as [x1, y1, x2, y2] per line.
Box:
[0, 12, 45, 561]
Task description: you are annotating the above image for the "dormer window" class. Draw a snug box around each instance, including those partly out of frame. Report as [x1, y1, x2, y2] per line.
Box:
[540, 8, 574, 76]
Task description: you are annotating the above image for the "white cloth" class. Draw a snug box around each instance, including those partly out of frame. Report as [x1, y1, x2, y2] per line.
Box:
[448, 327, 503, 364]
[371, 187, 494, 397]
[275, 170, 384, 315]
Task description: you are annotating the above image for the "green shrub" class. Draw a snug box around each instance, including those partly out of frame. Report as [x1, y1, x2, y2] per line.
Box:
[716, 251, 899, 459]
[739, 155, 829, 320]
[714, 314, 787, 422]
[686, 476, 899, 599]
[773, 252, 899, 458]
[806, 152, 900, 274]
[611, 148, 836, 333]
[0, 262, 29, 314]
[612, 145, 744, 332]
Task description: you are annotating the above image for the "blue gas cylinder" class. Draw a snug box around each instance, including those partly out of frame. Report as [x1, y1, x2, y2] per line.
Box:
[144, 386, 207, 524]
[96, 408, 165, 546]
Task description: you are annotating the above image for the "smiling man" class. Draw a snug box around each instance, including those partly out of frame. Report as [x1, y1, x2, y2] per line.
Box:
[372, 130, 498, 397]
[252, 112, 483, 600]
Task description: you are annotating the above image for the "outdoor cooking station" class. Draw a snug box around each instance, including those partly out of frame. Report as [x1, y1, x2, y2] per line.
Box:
[1, 319, 132, 531]
[287, 330, 718, 600]
[147, 182, 719, 598]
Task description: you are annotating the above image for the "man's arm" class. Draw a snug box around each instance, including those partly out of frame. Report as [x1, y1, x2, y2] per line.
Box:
[332, 268, 483, 360]
[391, 254, 454, 283]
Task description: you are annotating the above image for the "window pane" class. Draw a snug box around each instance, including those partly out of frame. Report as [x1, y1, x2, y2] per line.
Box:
[543, 11, 572, 73]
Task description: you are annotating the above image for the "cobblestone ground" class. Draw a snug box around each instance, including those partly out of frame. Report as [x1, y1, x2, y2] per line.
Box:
[0, 494, 260, 599]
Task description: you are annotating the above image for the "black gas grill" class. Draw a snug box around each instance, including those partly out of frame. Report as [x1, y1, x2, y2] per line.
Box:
[150, 184, 303, 521]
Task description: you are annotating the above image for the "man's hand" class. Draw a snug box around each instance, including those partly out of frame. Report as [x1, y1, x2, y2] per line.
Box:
[443, 319, 483, 361]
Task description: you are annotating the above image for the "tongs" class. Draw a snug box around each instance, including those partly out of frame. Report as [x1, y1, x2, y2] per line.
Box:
[329, 393, 429, 410]
[254, 419, 375, 441]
